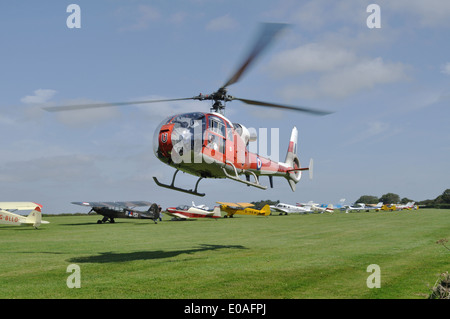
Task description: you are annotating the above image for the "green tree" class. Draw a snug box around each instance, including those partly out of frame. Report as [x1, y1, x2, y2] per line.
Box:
[251, 199, 279, 210]
[440, 189, 450, 204]
[400, 197, 414, 204]
[355, 195, 379, 204]
[379, 193, 400, 204]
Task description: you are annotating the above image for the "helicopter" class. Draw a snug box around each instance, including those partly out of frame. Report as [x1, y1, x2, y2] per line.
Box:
[43, 23, 331, 196]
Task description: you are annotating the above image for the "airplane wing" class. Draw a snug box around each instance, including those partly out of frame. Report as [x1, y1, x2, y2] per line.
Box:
[216, 202, 254, 209]
[72, 201, 154, 209]
[237, 202, 255, 208]
[113, 201, 155, 208]
[164, 211, 189, 219]
[72, 202, 109, 207]
[0, 202, 43, 211]
[269, 206, 289, 213]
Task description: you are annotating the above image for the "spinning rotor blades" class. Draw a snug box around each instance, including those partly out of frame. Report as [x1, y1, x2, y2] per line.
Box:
[43, 97, 195, 112]
[221, 22, 289, 89]
[42, 22, 332, 116]
[233, 97, 332, 116]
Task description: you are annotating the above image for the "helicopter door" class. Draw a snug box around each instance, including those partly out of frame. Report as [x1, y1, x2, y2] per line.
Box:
[225, 125, 234, 164]
[205, 116, 226, 161]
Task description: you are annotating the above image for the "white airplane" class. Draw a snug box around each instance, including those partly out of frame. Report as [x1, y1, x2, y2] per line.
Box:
[344, 202, 383, 213]
[395, 202, 417, 210]
[165, 204, 222, 220]
[191, 201, 210, 211]
[0, 202, 49, 229]
[270, 203, 313, 215]
[296, 201, 334, 214]
[311, 204, 334, 213]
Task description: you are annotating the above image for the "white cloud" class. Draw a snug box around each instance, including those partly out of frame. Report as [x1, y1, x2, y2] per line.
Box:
[117, 5, 161, 32]
[206, 14, 238, 31]
[269, 43, 356, 77]
[316, 57, 409, 98]
[269, 42, 409, 99]
[344, 121, 397, 146]
[383, 0, 450, 27]
[441, 62, 450, 75]
[21, 89, 57, 104]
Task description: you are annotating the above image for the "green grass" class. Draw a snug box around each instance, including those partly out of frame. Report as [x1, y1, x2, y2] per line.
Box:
[0, 209, 449, 299]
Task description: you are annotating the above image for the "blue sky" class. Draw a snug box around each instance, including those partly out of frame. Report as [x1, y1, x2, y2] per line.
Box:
[1, 0, 449, 213]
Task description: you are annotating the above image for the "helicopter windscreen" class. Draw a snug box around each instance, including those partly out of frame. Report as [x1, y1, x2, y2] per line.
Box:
[170, 113, 205, 157]
[170, 112, 205, 128]
[153, 113, 205, 157]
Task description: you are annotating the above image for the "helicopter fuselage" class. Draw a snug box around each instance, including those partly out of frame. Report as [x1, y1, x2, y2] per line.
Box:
[153, 111, 300, 183]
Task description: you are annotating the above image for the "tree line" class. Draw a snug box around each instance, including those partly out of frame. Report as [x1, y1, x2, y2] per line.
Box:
[355, 189, 450, 209]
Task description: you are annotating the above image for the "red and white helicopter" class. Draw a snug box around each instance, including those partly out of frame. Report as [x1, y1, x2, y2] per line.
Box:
[44, 23, 331, 196]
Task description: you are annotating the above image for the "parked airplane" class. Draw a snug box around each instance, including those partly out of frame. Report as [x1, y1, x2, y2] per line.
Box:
[72, 201, 160, 224]
[217, 202, 271, 218]
[165, 204, 222, 220]
[380, 204, 396, 211]
[311, 204, 334, 214]
[0, 202, 48, 229]
[395, 202, 417, 210]
[344, 202, 383, 213]
[270, 202, 313, 215]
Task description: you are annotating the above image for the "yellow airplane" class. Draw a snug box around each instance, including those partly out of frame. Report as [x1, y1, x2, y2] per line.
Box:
[0, 202, 49, 229]
[216, 202, 271, 218]
[381, 204, 396, 211]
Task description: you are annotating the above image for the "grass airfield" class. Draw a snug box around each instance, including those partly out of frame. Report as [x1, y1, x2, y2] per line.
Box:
[0, 209, 449, 299]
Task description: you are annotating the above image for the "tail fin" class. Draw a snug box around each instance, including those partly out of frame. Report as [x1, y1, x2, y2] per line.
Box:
[25, 206, 43, 229]
[325, 204, 334, 213]
[284, 127, 312, 191]
[213, 206, 222, 218]
[260, 204, 271, 216]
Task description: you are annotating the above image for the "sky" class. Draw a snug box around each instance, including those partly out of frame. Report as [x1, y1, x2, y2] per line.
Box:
[1, 0, 450, 214]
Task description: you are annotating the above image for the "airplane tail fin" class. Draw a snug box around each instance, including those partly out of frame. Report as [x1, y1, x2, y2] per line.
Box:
[213, 206, 222, 218]
[325, 204, 334, 213]
[25, 206, 47, 229]
[284, 127, 312, 192]
[261, 204, 271, 216]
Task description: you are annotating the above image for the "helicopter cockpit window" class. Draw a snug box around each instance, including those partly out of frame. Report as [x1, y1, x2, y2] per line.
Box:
[233, 123, 242, 136]
[208, 116, 226, 137]
[170, 112, 205, 128]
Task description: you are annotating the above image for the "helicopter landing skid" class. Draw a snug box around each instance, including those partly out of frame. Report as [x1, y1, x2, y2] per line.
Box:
[153, 170, 205, 197]
[222, 161, 267, 190]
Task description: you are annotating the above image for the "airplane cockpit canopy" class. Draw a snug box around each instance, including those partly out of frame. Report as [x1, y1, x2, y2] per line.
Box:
[176, 205, 191, 211]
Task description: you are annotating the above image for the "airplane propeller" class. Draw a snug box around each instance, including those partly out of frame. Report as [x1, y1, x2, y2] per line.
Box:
[43, 23, 332, 116]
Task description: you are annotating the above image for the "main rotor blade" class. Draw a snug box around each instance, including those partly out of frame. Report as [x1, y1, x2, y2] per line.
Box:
[221, 23, 289, 89]
[233, 97, 332, 116]
[42, 97, 195, 112]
